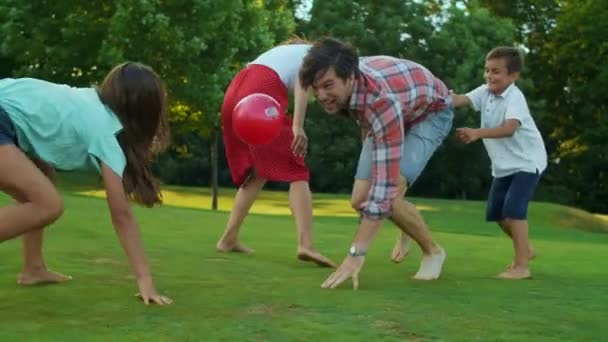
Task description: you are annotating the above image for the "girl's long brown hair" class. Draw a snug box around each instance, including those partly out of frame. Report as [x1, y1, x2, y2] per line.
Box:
[97, 62, 169, 207]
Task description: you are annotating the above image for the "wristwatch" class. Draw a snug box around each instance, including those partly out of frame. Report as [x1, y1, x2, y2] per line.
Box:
[348, 245, 366, 257]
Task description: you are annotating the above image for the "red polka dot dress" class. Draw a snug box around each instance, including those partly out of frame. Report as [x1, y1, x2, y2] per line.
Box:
[222, 64, 309, 186]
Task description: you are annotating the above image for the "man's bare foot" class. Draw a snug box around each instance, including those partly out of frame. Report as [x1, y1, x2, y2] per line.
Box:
[391, 234, 411, 263]
[17, 269, 72, 286]
[495, 267, 531, 280]
[216, 241, 255, 253]
[413, 247, 446, 280]
[297, 248, 336, 268]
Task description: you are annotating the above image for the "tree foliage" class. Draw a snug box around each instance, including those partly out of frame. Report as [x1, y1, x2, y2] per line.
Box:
[1, 0, 606, 212]
[0, 0, 295, 189]
[534, 0, 608, 211]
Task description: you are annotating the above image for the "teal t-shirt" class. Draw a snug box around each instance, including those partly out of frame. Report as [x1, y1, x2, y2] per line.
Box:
[0, 78, 126, 177]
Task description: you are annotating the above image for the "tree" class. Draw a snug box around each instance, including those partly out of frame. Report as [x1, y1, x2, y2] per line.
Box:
[293, 0, 441, 194]
[535, 0, 608, 212]
[295, 0, 517, 199]
[477, 0, 560, 49]
[416, 3, 517, 200]
[1, 0, 296, 208]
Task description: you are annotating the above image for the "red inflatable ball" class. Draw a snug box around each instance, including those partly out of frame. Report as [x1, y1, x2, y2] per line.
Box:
[232, 93, 283, 145]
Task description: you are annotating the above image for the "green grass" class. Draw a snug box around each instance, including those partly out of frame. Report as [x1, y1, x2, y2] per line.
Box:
[1, 176, 607, 341]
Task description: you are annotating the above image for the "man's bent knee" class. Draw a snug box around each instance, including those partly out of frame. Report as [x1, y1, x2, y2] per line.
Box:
[351, 179, 370, 211]
[351, 197, 365, 211]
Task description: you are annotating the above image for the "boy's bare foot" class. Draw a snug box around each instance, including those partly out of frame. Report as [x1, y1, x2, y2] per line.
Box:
[507, 247, 537, 268]
[216, 240, 255, 253]
[18, 269, 72, 286]
[496, 267, 531, 280]
[528, 246, 537, 261]
[297, 248, 336, 268]
[390, 234, 411, 263]
[413, 247, 446, 280]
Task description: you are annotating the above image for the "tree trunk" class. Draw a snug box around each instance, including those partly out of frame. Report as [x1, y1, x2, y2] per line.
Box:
[211, 128, 219, 210]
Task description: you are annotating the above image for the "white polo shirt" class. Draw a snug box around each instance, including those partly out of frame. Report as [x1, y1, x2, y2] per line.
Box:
[466, 83, 547, 178]
[249, 44, 311, 92]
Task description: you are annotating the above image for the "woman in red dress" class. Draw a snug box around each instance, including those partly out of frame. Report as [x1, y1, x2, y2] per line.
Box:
[216, 41, 335, 268]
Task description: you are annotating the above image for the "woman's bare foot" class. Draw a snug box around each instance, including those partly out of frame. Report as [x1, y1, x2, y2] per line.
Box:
[390, 233, 411, 263]
[297, 248, 336, 268]
[216, 240, 255, 253]
[17, 268, 72, 286]
[496, 267, 531, 280]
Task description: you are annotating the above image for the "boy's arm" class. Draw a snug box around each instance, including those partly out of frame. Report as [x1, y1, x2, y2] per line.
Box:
[455, 84, 486, 110]
[101, 162, 172, 305]
[456, 119, 520, 144]
[452, 93, 472, 108]
[358, 120, 370, 141]
[360, 126, 369, 141]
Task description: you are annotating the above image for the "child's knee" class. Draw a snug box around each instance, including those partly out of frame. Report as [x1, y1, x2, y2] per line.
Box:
[36, 190, 64, 225]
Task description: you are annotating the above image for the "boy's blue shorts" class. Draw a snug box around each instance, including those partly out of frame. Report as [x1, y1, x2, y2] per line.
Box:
[0, 105, 17, 146]
[486, 171, 541, 221]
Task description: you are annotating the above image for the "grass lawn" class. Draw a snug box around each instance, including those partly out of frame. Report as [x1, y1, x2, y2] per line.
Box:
[1, 174, 607, 341]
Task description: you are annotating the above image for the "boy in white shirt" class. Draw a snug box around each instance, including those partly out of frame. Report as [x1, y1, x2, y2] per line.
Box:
[452, 47, 547, 280]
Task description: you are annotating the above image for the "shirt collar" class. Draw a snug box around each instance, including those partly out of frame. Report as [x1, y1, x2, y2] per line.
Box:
[349, 73, 377, 115]
[494, 82, 516, 98]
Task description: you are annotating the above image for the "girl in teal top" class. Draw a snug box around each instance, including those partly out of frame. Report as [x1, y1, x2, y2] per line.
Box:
[0, 62, 172, 305]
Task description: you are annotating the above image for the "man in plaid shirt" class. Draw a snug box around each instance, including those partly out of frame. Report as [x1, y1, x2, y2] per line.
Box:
[299, 38, 452, 289]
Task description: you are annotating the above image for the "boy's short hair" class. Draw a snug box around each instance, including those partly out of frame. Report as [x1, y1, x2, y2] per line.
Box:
[299, 37, 360, 88]
[486, 47, 524, 74]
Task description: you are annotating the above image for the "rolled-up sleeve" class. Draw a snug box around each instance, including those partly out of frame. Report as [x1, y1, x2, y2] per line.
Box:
[362, 97, 402, 220]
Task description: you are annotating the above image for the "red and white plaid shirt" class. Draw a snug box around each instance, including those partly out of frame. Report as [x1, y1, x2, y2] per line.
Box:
[350, 56, 449, 219]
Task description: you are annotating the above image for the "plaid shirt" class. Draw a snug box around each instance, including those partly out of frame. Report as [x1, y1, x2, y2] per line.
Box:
[350, 56, 449, 219]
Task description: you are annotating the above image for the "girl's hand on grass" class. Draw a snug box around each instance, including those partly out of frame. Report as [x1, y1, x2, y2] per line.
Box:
[321, 255, 365, 290]
[135, 276, 173, 305]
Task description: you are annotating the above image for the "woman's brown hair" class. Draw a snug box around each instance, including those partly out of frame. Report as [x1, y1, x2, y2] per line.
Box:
[279, 35, 312, 46]
[97, 62, 169, 207]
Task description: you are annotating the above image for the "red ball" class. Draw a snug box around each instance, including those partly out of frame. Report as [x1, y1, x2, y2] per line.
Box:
[233, 93, 283, 145]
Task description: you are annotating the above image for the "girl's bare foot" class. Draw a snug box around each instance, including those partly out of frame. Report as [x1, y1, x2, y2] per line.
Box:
[216, 240, 255, 253]
[17, 269, 72, 286]
[297, 248, 336, 268]
[390, 234, 411, 263]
